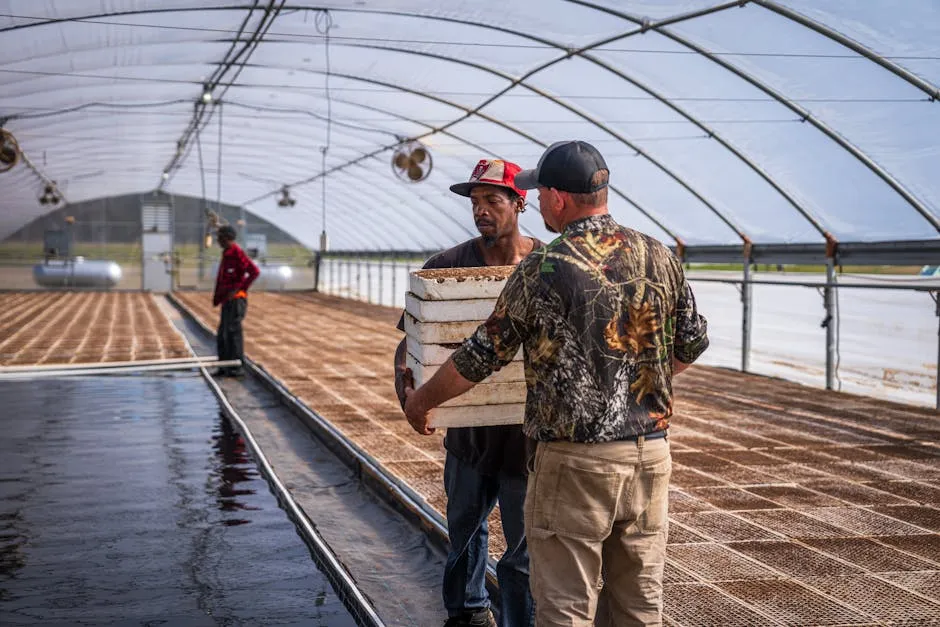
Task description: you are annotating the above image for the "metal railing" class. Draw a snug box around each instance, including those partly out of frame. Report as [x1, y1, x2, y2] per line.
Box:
[689, 270, 940, 410]
[314, 254, 940, 410]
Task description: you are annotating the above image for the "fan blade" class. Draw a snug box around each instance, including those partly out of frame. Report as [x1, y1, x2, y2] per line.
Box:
[393, 152, 410, 169]
[0, 145, 16, 166]
[407, 164, 424, 181]
[410, 147, 427, 164]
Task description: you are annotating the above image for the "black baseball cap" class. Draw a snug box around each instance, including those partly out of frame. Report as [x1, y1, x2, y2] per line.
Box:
[514, 141, 609, 193]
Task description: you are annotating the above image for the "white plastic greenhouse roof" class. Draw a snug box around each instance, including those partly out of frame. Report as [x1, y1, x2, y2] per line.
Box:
[1, 1, 939, 253]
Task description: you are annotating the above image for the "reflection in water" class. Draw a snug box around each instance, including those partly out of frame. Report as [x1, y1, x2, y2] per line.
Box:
[0, 510, 27, 600]
[211, 413, 260, 526]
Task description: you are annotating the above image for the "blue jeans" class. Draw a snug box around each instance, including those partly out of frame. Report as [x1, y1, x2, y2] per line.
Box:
[443, 452, 535, 627]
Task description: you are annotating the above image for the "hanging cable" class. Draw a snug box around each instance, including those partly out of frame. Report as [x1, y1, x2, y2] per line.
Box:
[316, 9, 333, 248]
[195, 117, 207, 203]
[216, 101, 224, 214]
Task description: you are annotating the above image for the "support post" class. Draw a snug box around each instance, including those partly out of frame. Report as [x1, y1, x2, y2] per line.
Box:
[824, 259, 836, 390]
[357, 258, 362, 301]
[367, 260, 373, 304]
[379, 257, 385, 306]
[934, 291, 939, 411]
[391, 259, 398, 309]
[741, 260, 752, 373]
[312, 252, 322, 292]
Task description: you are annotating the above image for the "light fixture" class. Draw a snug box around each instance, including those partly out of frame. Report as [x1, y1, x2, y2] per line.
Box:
[39, 182, 61, 206]
[201, 83, 213, 104]
[161, 171, 169, 181]
[277, 185, 296, 208]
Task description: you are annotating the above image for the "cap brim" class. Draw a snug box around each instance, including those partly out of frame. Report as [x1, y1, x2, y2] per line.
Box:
[514, 168, 539, 190]
[449, 181, 520, 197]
[449, 182, 475, 197]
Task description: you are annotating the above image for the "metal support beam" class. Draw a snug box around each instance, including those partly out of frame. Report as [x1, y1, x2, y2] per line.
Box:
[356, 258, 362, 301]
[378, 258, 384, 307]
[742, 259, 753, 373]
[934, 292, 940, 411]
[824, 259, 837, 390]
[391, 261, 397, 309]
[312, 250, 322, 292]
[753, 0, 940, 102]
[574, 0, 940, 235]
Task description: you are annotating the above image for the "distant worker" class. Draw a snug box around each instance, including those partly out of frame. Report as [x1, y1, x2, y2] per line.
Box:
[213, 225, 259, 378]
[394, 159, 542, 627]
[403, 142, 709, 626]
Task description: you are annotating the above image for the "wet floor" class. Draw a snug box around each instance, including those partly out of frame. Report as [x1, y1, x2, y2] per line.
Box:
[0, 374, 356, 626]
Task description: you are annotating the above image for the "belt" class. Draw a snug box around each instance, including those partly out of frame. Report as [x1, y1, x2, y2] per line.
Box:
[625, 429, 667, 442]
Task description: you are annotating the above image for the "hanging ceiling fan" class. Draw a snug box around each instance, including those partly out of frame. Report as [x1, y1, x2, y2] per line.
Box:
[0, 128, 20, 174]
[391, 140, 433, 183]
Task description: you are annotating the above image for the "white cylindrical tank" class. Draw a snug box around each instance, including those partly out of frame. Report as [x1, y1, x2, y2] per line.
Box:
[33, 257, 122, 288]
[209, 261, 293, 291]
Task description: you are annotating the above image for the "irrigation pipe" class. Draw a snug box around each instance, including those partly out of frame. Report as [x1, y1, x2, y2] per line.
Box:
[0, 355, 221, 373]
[0, 359, 241, 380]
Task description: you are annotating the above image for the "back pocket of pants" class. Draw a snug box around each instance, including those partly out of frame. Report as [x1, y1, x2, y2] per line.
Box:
[550, 461, 624, 541]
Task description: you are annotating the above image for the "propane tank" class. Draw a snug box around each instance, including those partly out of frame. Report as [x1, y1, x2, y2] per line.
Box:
[209, 261, 292, 291]
[33, 257, 122, 288]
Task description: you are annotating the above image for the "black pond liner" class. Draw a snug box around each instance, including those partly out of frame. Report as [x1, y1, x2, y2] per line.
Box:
[0, 374, 357, 626]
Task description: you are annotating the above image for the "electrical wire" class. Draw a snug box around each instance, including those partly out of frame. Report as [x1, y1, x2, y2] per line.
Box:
[217, 101, 223, 214]
[0, 68, 930, 104]
[2, 13, 938, 60]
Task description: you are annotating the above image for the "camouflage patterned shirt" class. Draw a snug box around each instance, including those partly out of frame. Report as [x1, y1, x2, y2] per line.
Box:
[451, 214, 709, 443]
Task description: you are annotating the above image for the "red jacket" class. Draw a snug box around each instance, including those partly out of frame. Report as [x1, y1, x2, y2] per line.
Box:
[213, 243, 260, 306]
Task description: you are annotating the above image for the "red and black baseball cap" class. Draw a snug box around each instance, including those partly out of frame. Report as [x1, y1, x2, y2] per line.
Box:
[515, 141, 609, 193]
[449, 159, 527, 198]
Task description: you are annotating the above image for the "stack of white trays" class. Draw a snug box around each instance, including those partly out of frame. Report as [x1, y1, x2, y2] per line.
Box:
[405, 266, 525, 428]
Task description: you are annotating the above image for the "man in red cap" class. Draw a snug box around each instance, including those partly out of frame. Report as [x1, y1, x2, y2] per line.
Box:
[394, 159, 541, 627]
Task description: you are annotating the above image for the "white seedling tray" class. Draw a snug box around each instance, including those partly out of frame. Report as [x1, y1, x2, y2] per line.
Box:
[403, 312, 480, 344]
[405, 292, 497, 323]
[407, 338, 522, 366]
[439, 381, 526, 407]
[429, 403, 524, 428]
[407, 352, 525, 384]
[409, 266, 514, 301]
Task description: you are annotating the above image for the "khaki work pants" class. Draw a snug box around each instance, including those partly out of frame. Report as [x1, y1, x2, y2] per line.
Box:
[524, 436, 671, 627]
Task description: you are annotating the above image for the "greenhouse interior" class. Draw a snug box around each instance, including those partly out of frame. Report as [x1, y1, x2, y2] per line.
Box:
[1, 1, 939, 626]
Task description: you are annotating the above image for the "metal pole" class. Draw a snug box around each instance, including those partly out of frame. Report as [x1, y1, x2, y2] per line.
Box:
[357, 258, 362, 301]
[313, 251, 322, 292]
[379, 258, 384, 306]
[824, 259, 836, 390]
[391, 259, 397, 309]
[741, 260, 752, 373]
[934, 292, 939, 411]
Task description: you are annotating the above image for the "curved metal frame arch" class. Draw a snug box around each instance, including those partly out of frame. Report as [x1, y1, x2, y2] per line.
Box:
[753, 0, 940, 101]
[570, 0, 940, 234]
[307, 39, 750, 243]
[0, 31, 830, 243]
[0, 3, 701, 243]
[326, 164, 472, 247]
[234, 67, 682, 244]
[5, 2, 933, 240]
[334, 159, 479, 242]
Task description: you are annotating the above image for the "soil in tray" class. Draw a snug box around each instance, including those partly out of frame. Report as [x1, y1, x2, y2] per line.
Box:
[414, 266, 515, 282]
